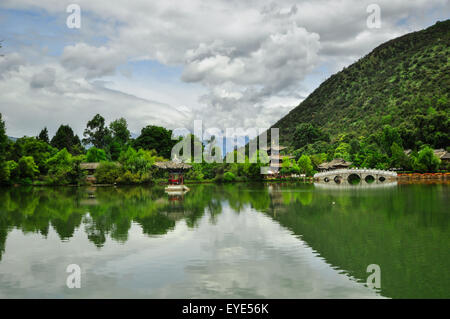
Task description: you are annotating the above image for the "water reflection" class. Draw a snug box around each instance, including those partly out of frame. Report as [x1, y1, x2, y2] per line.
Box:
[0, 183, 448, 298]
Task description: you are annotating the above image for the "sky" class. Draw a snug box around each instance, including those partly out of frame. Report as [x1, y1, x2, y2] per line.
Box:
[0, 0, 449, 140]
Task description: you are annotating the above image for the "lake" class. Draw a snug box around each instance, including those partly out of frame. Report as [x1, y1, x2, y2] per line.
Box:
[0, 182, 448, 298]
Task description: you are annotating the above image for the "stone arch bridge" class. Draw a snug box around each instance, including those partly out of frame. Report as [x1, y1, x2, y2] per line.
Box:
[314, 169, 397, 185]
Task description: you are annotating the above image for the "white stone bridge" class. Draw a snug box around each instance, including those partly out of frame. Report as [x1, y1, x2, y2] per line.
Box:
[314, 169, 397, 185]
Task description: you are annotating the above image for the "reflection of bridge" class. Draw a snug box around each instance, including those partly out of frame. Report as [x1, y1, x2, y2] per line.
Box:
[314, 169, 397, 185]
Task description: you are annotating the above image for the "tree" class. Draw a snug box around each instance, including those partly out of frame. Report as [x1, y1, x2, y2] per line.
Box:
[390, 142, 410, 170]
[412, 146, 440, 172]
[83, 114, 111, 149]
[280, 157, 292, 175]
[334, 142, 351, 161]
[86, 147, 107, 162]
[293, 123, 329, 150]
[133, 125, 177, 159]
[18, 156, 39, 180]
[46, 148, 85, 185]
[0, 113, 10, 184]
[37, 127, 50, 144]
[0, 113, 8, 160]
[51, 125, 83, 155]
[297, 155, 313, 180]
[380, 125, 403, 156]
[110, 118, 130, 146]
[8, 137, 57, 174]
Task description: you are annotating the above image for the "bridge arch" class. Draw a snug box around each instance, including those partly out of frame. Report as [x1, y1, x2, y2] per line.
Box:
[364, 175, 375, 183]
[348, 173, 361, 184]
[314, 169, 397, 185]
[334, 176, 342, 184]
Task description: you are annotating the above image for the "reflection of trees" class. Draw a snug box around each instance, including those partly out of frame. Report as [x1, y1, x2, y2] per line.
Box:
[1, 183, 447, 298]
[0, 185, 221, 251]
[265, 184, 450, 298]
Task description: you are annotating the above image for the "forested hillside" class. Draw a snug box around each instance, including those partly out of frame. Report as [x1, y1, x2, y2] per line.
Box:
[272, 20, 449, 152]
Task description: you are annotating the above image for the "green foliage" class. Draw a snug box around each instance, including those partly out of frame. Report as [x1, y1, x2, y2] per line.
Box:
[83, 114, 111, 149]
[0, 162, 10, 185]
[37, 127, 49, 144]
[133, 125, 177, 159]
[18, 156, 39, 180]
[297, 155, 313, 177]
[390, 142, 410, 169]
[51, 125, 83, 155]
[7, 137, 57, 174]
[86, 147, 107, 162]
[0, 113, 9, 184]
[271, 21, 450, 152]
[109, 118, 130, 146]
[293, 123, 329, 150]
[185, 163, 205, 181]
[412, 146, 441, 172]
[223, 171, 236, 182]
[95, 162, 123, 184]
[46, 149, 85, 185]
[333, 143, 351, 161]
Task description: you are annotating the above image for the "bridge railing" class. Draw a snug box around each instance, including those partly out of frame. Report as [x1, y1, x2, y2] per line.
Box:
[314, 168, 397, 178]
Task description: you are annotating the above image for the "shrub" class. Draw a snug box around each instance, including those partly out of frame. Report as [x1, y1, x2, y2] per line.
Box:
[223, 171, 236, 182]
[95, 162, 123, 184]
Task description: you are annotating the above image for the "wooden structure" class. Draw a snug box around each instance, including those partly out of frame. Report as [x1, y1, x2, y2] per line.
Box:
[154, 161, 192, 193]
[79, 162, 100, 183]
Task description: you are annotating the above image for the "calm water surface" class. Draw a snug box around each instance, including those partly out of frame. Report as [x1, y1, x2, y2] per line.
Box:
[0, 183, 448, 298]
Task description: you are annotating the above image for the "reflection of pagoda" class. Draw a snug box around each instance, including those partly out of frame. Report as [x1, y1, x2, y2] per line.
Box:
[261, 145, 294, 176]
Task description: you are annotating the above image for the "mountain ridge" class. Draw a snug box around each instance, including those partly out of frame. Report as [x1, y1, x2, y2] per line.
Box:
[270, 20, 450, 151]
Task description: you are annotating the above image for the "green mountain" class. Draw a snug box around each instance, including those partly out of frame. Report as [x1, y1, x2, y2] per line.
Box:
[272, 20, 449, 151]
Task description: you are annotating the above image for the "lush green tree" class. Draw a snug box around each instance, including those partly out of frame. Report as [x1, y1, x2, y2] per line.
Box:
[109, 141, 122, 161]
[95, 162, 123, 184]
[280, 157, 292, 175]
[310, 153, 328, 170]
[86, 147, 107, 162]
[133, 125, 178, 159]
[51, 125, 83, 155]
[380, 125, 403, 156]
[46, 149, 85, 185]
[119, 146, 162, 177]
[412, 146, 440, 172]
[6, 160, 19, 182]
[223, 171, 236, 182]
[18, 156, 39, 180]
[83, 114, 111, 149]
[297, 155, 313, 179]
[37, 127, 50, 144]
[0, 113, 9, 184]
[390, 142, 410, 170]
[293, 123, 329, 150]
[333, 142, 351, 161]
[8, 137, 57, 174]
[110, 118, 130, 146]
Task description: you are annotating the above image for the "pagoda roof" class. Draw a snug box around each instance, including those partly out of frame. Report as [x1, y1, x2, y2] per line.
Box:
[154, 161, 192, 170]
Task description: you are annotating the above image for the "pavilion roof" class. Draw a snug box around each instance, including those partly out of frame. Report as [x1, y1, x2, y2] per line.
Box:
[318, 158, 352, 170]
[154, 161, 192, 170]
